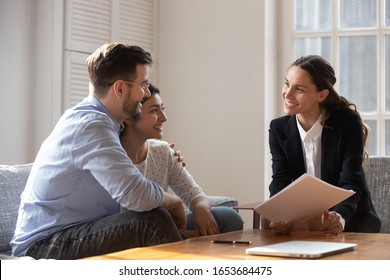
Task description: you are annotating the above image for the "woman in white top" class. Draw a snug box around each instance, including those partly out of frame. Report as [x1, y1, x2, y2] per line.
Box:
[120, 84, 243, 237]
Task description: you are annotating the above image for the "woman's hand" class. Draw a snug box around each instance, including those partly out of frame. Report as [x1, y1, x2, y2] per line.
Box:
[269, 221, 294, 235]
[262, 216, 293, 234]
[321, 210, 344, 234]
[194, 208, 220, 236]
[190, 197, 219, 236]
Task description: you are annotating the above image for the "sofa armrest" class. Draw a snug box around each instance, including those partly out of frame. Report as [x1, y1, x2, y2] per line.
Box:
[0, 163, 33, 255]
[233, 202, 260, 229]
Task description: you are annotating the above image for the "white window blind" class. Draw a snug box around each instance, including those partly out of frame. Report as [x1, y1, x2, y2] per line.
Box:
[63, 0, 158, 110]
[116, 0, 158, 84]
[65, 0, 111, 53]
[63, 51, 90, 109]
[117, 0, 156, 51]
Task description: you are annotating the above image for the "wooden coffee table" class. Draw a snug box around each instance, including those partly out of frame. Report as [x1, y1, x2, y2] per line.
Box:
[83, 229, 390, 260]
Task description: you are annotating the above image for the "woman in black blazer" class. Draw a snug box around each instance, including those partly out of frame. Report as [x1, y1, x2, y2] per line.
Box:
[264, 55, 381, 234]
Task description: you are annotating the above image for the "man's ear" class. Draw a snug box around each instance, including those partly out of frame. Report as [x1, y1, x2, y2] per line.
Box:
[319, 89, 329, 102]
[113, 80, 125, 98]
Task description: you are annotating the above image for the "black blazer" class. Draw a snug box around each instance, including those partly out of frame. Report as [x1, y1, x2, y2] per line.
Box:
[268, 109, 381, 233]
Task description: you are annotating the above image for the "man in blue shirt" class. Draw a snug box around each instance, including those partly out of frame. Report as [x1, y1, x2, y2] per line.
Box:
[11, 42, 185, 259]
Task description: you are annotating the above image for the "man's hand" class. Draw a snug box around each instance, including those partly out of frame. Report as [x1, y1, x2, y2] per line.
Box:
[170, 143, 186, 167]
[162, 192, 187, 233]
[179, 229, 196, 239]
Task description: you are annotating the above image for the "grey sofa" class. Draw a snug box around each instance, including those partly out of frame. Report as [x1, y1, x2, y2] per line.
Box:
[363, 156, 390, 234]
[0, 163, 238, 258]
[0, 164, 32, 257]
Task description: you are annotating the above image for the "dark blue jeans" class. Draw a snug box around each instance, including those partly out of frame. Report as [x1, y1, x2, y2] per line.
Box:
[26, 208, 182, 260]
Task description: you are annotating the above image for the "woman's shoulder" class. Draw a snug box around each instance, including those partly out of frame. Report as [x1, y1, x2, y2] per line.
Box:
[146, 139, 178, 167]
[328, 108, 361, 125]
[335, 107, 360, 117]
[147, 139, 169, 145]
[270, 115, 294, 128]
[147, 139, 173, 154]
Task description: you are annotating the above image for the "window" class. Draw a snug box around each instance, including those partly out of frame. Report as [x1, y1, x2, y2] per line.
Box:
[288, 0, 390, 156]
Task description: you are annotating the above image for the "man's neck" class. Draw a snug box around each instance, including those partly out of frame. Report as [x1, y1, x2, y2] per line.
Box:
[92, 91, 124, 124]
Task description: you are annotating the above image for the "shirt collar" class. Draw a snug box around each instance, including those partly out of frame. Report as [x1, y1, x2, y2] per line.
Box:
[87, 94, 124, 135]
[296, 113, 323, 142]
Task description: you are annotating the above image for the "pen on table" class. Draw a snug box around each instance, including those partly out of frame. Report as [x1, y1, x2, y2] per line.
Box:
[212, 240, 252, 245]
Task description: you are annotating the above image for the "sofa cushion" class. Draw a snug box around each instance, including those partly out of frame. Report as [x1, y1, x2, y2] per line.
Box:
[0, 164, 32, 253]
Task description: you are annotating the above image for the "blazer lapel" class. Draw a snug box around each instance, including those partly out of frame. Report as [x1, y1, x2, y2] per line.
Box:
[283, 116, 306, 178]
[321, 119, 339, 182]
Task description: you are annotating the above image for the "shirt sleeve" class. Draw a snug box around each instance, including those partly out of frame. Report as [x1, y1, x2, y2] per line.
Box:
[71, 115, 164, 211]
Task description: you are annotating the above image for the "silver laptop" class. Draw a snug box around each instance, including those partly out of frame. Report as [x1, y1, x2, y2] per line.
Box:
[245, 241, 357, 259]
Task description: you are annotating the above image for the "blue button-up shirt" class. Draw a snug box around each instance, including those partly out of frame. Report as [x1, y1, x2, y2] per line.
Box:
[11, 95, 164, 256]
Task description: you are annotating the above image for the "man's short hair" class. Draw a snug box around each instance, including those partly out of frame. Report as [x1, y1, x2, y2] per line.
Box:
[86, 42, 152, 97]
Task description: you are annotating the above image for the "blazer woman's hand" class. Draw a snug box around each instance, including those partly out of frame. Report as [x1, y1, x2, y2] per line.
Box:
[269, 221, 294, 235]
[261, 217, 293, 235]
[321, 210, 345, 234]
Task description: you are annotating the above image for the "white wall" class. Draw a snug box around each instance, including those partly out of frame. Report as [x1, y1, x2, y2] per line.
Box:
[0, 0, 62, 165]
[33, 0, 64, 158]
[0, 0, 34, 164]
[158, 0, 271, 228]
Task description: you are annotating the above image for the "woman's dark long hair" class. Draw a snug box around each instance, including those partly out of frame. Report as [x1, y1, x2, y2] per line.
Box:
[291, 55, 368, 158]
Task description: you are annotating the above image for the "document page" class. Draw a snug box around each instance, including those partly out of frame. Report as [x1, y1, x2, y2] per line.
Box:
[255, 174, 355, 223]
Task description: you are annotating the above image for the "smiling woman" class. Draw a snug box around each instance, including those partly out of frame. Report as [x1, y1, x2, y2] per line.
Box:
[120, 84, 244, 237]
[263, 55, 381, 234]
[123, 84, 167, 144]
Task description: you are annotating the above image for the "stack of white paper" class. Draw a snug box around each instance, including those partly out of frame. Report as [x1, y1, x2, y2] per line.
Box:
[255, 174, 355, 223]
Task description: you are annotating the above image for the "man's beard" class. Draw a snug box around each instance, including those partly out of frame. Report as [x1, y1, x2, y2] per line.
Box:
[123, 95, 142, 122]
